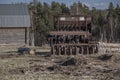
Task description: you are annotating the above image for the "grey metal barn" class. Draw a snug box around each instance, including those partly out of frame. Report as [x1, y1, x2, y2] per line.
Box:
[0, 4, 31, 45]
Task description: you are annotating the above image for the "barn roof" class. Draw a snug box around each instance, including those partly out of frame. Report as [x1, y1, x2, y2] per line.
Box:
[0, 4, 30, 27]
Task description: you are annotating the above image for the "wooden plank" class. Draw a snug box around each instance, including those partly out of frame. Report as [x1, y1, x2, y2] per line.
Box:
[70, 46, 72, 55]
[87, 46, 89, 55]
[64, 46, 67, 56]
[54, 43, 97, 46]
[81, 46, 84, 54]
[0, 28, 25, 44]
[49, 31, 91, 36]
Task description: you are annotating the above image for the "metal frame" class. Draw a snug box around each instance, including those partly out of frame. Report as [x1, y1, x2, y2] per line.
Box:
[48, 14, 97, 56]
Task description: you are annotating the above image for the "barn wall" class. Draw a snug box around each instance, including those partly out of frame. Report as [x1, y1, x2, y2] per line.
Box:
[0, 27, 27, 45]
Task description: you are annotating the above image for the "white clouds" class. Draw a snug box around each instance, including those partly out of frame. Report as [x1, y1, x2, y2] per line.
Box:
[93, 2, 109, 9]
[94, 3, 107, 7]
[82, 2, 91, 8]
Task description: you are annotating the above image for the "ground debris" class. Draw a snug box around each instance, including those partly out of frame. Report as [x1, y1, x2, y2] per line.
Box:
[0, 54, 19, 59]
[97, 54, 113, 61]
[58, 57, 77, 66]
[1, 53, 120, 80]
[18, 47, 31, 54]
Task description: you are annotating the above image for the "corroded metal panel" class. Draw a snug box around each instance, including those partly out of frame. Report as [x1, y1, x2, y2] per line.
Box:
[49, 31, 91, 36]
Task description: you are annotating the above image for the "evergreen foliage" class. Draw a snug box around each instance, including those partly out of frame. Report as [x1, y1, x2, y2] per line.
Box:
[29, 1, 120, 46]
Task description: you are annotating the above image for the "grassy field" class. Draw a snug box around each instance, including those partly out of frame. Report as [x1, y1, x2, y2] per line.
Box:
[0, 46, 120, 80]
[0, 46, 76, 80]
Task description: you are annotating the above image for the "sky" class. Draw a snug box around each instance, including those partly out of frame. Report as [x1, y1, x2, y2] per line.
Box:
[0, 0, 120, 9]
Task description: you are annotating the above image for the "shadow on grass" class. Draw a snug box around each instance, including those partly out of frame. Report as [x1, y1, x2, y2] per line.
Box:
[2, 51, 18, 54]
[1, 51, 51, 57]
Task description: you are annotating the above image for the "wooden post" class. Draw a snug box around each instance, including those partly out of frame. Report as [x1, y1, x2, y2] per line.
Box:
[93, 46, 95, 54]
[85, 17, 87, 31]
[64, 46, 67, 56]
[81, 46, 84, 55]
[52, 46, 55, 56]
[58, 19, 60, 31]
[118, 47, 119, 53]
[51, 46, 53, 55]
[76, 46, 78, 55]
[59, 46, 61, 56]
[57, 46, 59, 55]
[26, 27, 30, 46]
[50, 38, 52, 47]
[70, 46, 72, 55]
[87, 46, 89, 55]
[30, 11, 35, 46]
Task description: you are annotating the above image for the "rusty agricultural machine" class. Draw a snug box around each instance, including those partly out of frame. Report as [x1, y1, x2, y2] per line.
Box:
[48, 14, 98, 55]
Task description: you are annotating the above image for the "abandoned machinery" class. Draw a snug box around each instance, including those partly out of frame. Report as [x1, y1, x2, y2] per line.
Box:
[48, 15, 98, 55]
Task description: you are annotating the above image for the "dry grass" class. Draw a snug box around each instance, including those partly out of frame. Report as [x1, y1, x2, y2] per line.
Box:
[0, 46, 120, 80]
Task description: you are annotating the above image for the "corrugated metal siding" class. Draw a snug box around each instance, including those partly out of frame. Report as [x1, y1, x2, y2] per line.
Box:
[0, 4, 29, 15]
[0, 4, 30, 27]
[0, 15, 30, 27]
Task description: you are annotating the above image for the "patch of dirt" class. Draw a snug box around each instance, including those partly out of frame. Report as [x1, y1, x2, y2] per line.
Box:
[97, 54, 113, 61]
[58, 58, 77, 66]
[97, 54, 120, 63]
[1, 53, 120, 80]
[46, 54, 120, 80]
[9, 65, 46, 75]
[0, 54, 19, 59]
[9, 68, 26, 75]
